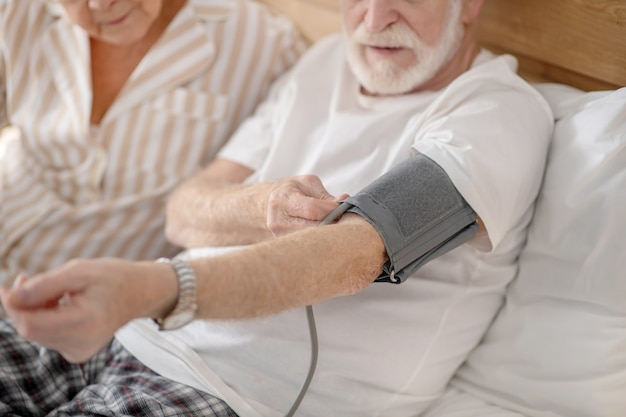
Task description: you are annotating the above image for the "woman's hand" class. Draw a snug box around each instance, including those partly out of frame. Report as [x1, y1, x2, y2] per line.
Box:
[0, 258, 177, 363]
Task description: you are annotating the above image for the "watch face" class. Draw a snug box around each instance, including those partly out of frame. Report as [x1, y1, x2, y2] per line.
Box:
[162, 311, 195, 330]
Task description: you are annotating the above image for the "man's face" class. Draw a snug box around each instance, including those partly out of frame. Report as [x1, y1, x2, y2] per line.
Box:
[342, 0, 464, 95]
[58, 0, 164, 45]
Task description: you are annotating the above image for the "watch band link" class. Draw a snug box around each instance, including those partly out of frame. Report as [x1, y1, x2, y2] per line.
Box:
[154, 257, 198, 330]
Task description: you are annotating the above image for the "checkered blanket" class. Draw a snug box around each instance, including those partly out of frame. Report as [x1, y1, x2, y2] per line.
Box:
[0, 319, 238, 417]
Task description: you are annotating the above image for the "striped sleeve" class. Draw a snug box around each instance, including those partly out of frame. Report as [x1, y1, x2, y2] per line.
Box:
[263, 5, 310, 81]
[0, 0, 311, 285]
[196, 0, 308, 156]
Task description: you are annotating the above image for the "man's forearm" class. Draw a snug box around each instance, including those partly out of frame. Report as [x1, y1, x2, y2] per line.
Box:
[183, 213, 387, 319]
[0, 214, 386, 363]
[166, 175, 275, 248]
[166, 161, 346, 249]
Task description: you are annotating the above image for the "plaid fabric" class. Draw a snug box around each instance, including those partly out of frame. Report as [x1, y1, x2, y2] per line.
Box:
[0, 319, 238, 417]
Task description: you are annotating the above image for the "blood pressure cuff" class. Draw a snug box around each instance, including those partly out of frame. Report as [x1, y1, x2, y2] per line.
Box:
[338, 154, 478, 284]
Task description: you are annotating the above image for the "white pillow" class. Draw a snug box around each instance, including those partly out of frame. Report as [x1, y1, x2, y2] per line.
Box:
[451, 87, 626, 417]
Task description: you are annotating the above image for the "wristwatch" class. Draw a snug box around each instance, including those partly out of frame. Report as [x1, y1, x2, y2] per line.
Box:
[154, 257, 198, 331]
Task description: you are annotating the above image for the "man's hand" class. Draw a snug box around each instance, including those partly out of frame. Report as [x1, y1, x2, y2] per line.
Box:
[0, 259, 177, 363]
[165, 159, 349, 247]
[266, 175, 348, 236]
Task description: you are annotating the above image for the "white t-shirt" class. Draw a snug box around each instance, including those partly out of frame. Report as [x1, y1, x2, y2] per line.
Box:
[117, 35, 553, 417]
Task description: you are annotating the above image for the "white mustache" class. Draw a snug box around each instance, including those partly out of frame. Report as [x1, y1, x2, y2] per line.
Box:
[351, 21, 422, 50]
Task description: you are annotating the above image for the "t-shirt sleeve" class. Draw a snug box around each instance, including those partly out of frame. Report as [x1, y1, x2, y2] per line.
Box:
[412, 66, 553, 251]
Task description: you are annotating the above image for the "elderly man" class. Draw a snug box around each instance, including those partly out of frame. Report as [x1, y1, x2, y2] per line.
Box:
[0, 0, 553, 416]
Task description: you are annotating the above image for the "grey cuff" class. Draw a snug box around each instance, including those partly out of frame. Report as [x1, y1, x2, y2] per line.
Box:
[340, 154, 478, 284]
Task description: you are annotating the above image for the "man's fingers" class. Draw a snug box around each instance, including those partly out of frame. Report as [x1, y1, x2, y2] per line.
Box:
[12, 274, 28, 289]
[297, 175, 336, 201]
[291, 194, 340, 221]
[6, 265, 88, 309]
[9, 305, 108, 363]
[10, 305, 76, 340]
[266, 176, 349, 235]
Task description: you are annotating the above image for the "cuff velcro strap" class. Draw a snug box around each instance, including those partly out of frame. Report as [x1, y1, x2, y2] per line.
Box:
[340, 154, 478, 284]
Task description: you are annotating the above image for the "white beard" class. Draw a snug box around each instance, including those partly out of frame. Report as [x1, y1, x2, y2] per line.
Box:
[346, 0, 464, 95]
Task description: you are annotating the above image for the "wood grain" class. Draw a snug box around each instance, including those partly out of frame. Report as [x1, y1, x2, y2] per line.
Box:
[477, 0, 626, 89]
[258, 0, 625, 90]
[262, 0, 341, 42]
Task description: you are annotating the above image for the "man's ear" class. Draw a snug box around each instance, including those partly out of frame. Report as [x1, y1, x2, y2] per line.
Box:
[461, 0, 485, 25]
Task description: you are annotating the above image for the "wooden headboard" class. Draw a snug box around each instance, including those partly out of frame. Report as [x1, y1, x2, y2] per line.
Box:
[259, 0, 626, 91]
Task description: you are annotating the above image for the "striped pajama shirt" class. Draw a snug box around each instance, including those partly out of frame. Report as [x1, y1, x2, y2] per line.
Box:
[0, 0, 306, 285]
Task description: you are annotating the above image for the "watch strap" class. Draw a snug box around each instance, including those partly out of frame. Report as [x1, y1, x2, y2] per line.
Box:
[154, 257, 198, 330]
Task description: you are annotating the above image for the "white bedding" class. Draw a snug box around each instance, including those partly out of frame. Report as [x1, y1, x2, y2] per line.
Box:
[434, 86, 626, 417]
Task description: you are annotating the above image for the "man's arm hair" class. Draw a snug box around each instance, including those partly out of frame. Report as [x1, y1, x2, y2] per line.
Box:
[165, 159, 269, 248]
[328, 153, 479, 284]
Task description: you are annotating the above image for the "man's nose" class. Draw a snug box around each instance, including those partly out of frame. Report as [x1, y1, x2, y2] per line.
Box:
[364, 0, 400, 32]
